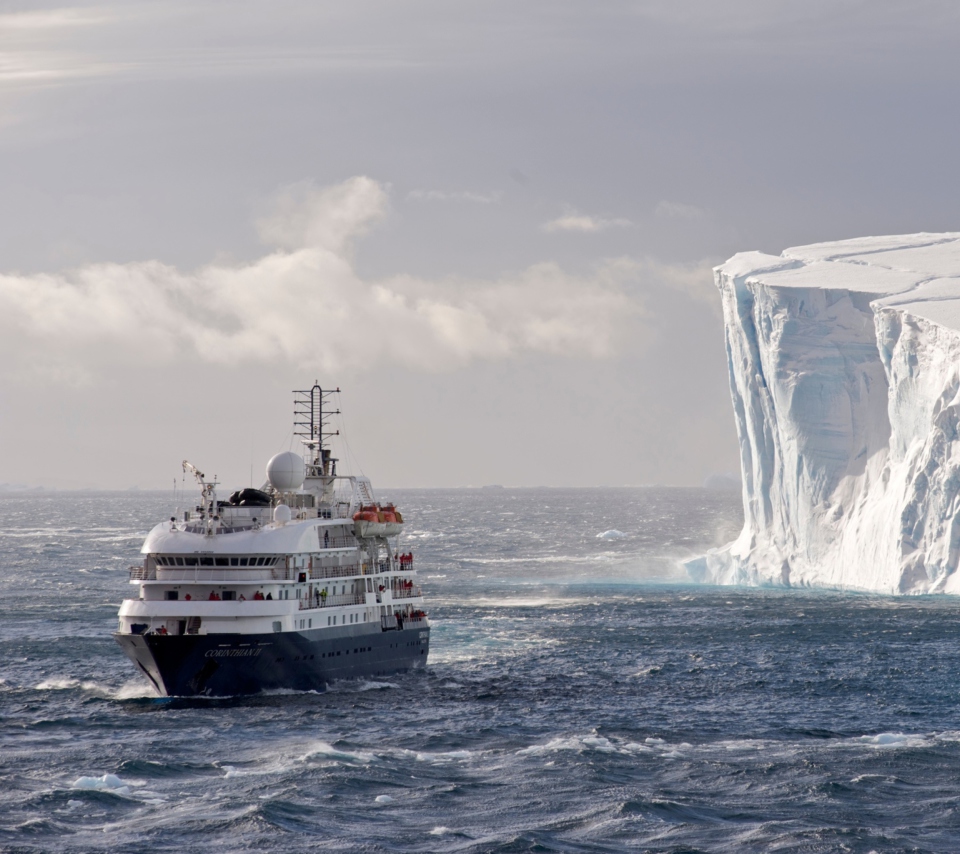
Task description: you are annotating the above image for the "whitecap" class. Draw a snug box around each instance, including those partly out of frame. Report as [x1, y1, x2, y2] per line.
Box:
[375, 795, 394, 804]
[849, 732, 930, 749]
[327, 680, 395, 693]
[580, 736, 617, 753]
[301, 741, 378, 765]
[415, 749, 473, 763]
[597, 530, 627, 539]
[110, 680, 158, 700]
[429, 826, 451, 836]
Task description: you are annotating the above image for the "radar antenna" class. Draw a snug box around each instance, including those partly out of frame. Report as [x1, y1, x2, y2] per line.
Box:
[293, 382, 340, 478]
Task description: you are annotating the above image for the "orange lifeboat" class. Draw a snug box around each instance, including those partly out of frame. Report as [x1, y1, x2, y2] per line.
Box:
[353, 504, 403, 538]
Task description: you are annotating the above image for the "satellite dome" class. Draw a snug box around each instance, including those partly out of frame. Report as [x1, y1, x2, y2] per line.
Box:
[266, 451, 306, 491]
[273, 504, 292, 524]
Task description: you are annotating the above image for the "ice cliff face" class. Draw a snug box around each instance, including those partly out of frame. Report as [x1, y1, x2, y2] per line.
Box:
[688, 233, 960, 593]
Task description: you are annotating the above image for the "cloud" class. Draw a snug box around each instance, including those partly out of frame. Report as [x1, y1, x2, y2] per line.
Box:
[655, 200, 705, 220]
[542, 207, 632, 233]
[256, 177, 389, 253]
[0, 177, 648, 384]
[407, 189, 502, 204]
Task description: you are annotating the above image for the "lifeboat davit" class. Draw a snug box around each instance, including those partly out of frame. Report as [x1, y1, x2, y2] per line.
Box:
[353, 504, 403, 538]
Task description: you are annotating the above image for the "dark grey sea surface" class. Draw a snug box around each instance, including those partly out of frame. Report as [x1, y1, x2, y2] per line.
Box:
[3, 487, 960, 852]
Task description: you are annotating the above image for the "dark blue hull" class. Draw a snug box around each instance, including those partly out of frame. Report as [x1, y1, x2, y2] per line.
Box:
[113, 623, 430, 696]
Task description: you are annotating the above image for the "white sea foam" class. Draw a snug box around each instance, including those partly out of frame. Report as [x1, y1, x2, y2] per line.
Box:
[327, 679, 396, 693]
[35, 678, 99, 692]
[375, 795, 395, 804]
[301, 741, 379, 765]
[845, 732, 931, 750]
[110, 680, 158, 700]
[429, 826, 452, 836]
[34, 677, 157, 700]
[597, 530, 627, 539]
[518, 735, 620, 756]
[415, 749, 473, 763]
[630, 665, 663, 677]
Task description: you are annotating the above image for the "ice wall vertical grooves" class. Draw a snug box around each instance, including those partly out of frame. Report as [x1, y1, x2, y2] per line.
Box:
[689, 236, 960, 594]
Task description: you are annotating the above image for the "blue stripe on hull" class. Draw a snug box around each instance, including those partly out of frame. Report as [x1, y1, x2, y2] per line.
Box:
[113, 626, 430, 696]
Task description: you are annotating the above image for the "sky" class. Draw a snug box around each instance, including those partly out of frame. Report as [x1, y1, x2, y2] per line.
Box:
[3, 0, 960, 490]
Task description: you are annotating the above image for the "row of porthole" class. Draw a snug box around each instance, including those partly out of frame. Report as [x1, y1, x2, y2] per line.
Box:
[275, 646, 375, 664]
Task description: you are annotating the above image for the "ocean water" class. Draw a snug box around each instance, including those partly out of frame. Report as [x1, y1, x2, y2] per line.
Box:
[3, 487, 960, 852]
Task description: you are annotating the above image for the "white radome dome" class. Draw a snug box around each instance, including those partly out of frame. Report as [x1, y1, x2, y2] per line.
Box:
[273, 504, 292, 524]
[266, 451, 306, 491]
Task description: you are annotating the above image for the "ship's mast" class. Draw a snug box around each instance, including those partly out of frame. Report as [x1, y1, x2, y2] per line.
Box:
[293, 382, 340, 478]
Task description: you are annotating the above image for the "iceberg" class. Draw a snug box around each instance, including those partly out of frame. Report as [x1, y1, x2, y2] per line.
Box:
[687, 233, 960, 594]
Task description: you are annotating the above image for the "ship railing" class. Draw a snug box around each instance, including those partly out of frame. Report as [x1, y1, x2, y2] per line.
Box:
[392, 586, 422, 599]
[320, 535, 355, 549]
[298, 592, 366, 611]
[129, 565, 155, 581]
[152, 567, 281, 583]
[309, 563, 367, 580]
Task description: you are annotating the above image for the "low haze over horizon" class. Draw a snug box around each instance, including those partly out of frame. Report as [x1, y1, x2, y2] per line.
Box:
[3, 1, 960, 490]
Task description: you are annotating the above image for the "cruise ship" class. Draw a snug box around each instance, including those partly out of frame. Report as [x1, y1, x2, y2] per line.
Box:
[114, 383, 429, 696]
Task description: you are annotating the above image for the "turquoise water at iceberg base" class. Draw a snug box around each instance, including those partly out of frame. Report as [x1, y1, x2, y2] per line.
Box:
[3, 488, 960, 853]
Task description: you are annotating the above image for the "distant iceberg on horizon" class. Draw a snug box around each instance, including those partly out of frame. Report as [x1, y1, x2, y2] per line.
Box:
[687, 233, 960, 594]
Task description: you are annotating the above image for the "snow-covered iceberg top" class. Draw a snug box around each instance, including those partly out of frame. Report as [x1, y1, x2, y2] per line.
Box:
[688, 233, 960, 594]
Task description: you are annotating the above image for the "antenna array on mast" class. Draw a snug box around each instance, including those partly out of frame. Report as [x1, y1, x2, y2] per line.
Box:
[293, 382, 340, 472]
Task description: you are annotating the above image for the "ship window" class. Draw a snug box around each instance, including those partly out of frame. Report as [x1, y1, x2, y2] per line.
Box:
[239, 558, 248, 567]
[230, 558, 238, 567]
[165, 590, 178, 601]
[176, 558, 184, 566]
[333, 616, 337, 625]
[327, 617, 331, 626]
[200, 557, 213, 567]
[216, 558, 228, 567]
[223, 591, 236, 601]
[308, 619, 312, 628]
